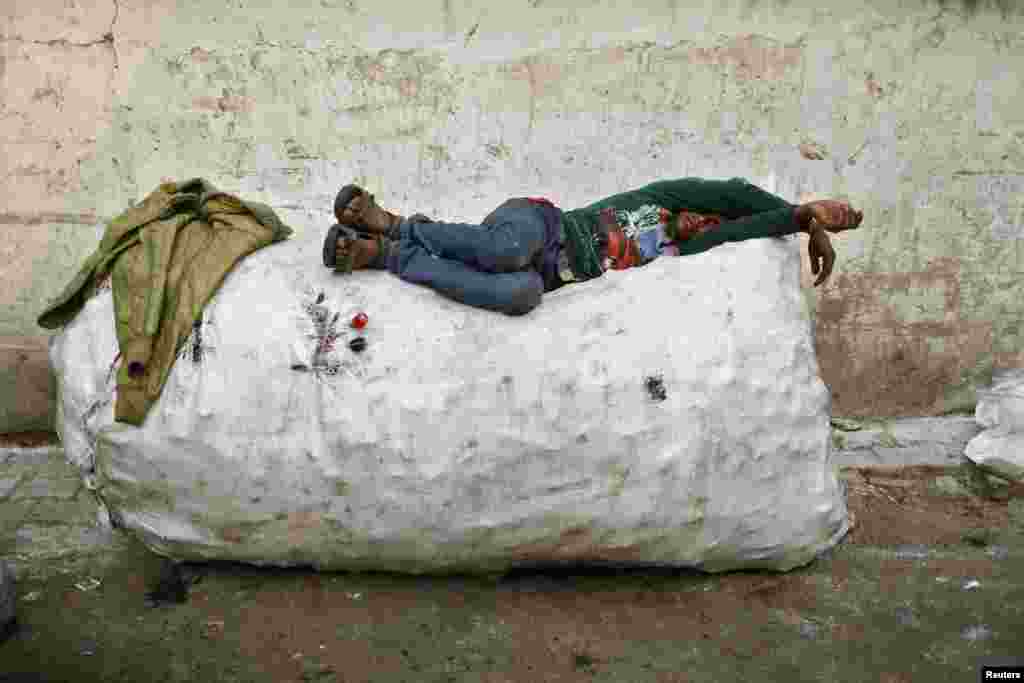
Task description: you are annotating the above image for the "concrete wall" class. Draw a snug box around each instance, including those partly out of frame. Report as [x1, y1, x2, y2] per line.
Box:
[2, 0, 1022, 431]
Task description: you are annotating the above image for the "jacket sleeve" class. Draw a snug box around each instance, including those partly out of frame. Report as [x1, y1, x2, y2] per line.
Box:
[595, 177, 795, 219]
[674, 207, 802, 257]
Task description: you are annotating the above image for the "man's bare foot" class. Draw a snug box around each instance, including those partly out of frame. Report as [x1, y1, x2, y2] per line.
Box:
[334, 186, 403, 235]
[335, 235, 380, 271]
[797, 200, 863, 233]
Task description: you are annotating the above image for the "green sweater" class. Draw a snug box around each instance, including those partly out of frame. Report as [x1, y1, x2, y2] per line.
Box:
[559, 177, 799, 282]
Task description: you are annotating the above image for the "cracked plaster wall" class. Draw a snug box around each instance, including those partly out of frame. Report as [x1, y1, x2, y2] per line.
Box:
[2, 0, 1023, 430]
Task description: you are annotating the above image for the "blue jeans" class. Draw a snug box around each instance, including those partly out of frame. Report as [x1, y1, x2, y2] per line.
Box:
[385, 199, 558, 316]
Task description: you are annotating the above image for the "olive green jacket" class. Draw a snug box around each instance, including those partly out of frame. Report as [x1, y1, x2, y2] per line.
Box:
[38, 178, 293, 425]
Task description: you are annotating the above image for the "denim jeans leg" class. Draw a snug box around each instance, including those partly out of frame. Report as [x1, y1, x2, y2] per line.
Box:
[405, 204, 548, 273]
[390, 244, 544, 315]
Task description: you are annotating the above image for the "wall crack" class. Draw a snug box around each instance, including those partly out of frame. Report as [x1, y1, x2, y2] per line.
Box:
[3, 36, 111, 48]
[109, 0, 121, 71]
[1, 0, 118, 67]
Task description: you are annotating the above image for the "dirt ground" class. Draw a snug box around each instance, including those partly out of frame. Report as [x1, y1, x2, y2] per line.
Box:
[2, 456, 1023, 683]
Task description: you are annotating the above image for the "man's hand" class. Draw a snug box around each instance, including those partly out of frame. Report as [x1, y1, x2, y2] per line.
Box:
[807, 227, 835, 287]
[797, 200, 863, 233]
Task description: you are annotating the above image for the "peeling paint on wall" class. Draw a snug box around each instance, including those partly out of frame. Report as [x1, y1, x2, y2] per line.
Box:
[816, 256, 1003, 416]
[688, 34, 802, 81]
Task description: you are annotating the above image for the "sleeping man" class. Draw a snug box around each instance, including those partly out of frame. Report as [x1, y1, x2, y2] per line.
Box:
[322, 177, 863, 316]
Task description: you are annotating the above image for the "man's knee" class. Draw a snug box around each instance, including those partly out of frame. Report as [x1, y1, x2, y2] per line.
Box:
[490, 242, 534, 272]
[482, 211, 544, 272]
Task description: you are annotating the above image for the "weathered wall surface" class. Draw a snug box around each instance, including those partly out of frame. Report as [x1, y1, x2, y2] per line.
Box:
[2, 0, 1023, 430]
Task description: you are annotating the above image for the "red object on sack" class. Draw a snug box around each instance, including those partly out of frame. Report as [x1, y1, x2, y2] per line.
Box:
[526, 197, 555, 207]
[351, 312, 368, 329]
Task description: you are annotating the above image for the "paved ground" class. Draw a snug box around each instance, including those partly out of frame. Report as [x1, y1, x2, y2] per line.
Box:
[827, 416, 982, 468]
[1, 419, 1022, 682]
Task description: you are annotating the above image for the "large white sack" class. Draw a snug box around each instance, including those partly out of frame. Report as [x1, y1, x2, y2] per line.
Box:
[50, 235, 850, 574]
[965, 369, 1024, 482]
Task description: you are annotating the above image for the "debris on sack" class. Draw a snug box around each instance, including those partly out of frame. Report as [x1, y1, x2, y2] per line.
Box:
[644, 374, 667, 402]
[301, 291, 369, 371]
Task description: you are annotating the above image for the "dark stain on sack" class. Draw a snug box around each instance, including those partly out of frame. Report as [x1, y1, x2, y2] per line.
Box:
[106, 352, 122, 385]
[644, 374, 667, 402]
[192, 321, 204, 363]
[178, 317, 216, 365]
[82, 397, 111, 432]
